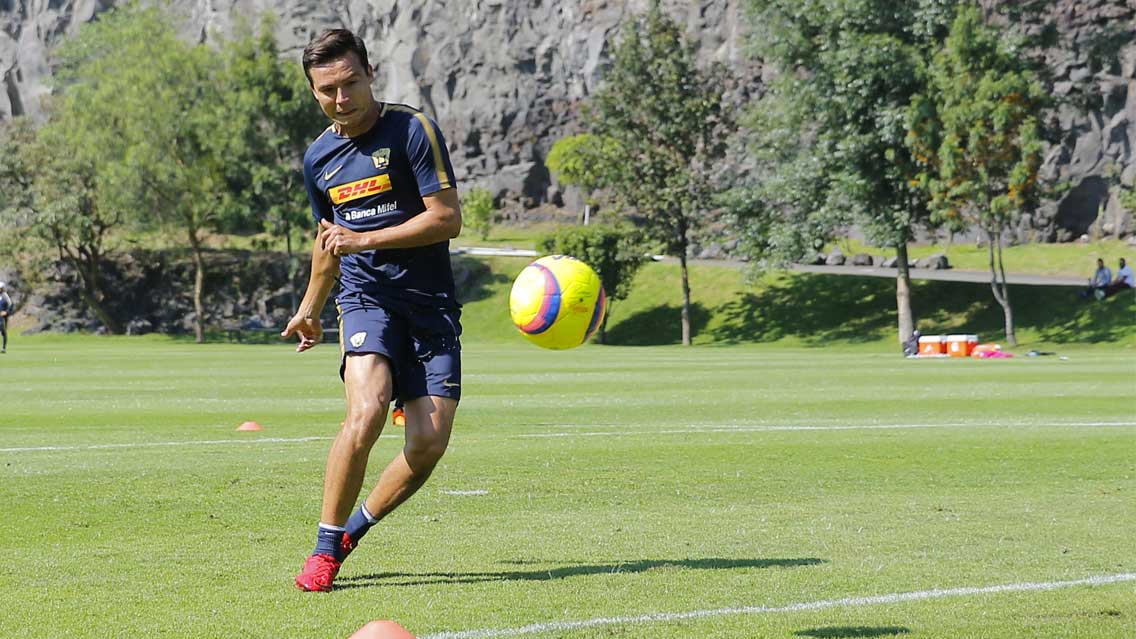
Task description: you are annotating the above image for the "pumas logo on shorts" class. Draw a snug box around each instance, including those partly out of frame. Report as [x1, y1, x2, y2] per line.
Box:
[350, 331, 367, 348]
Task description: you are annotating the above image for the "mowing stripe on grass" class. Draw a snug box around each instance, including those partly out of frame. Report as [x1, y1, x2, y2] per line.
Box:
[2, 421, 1134, 453]
[0, 436, 335, 453]
[420, 572, 1136, 639]
[515, 421, 1136, 438]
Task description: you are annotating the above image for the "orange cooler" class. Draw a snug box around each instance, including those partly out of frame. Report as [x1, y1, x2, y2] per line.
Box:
[947, 334, 978, 357]
[918, 335, 946, 355]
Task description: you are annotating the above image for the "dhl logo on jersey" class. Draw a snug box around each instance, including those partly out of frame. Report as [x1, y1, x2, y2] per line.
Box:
[330, 174, 393, 204]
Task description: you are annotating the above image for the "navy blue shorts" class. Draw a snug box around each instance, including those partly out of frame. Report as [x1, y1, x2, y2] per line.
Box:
[336, 293, 462, 402]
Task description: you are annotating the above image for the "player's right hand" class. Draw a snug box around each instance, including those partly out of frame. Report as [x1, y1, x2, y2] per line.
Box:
[281, 314, 322, 353]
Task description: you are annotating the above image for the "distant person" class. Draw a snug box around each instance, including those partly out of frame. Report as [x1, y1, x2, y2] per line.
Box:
[1080, 258, 1111, 300]
[281, 29, 463, 592]
[902, 329, 921, 357]
[0, 282, 10, 353]
[1104, 257, 1134, 298]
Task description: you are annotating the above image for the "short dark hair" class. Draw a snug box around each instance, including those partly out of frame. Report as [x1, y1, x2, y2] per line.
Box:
[302, 29, 371, 85]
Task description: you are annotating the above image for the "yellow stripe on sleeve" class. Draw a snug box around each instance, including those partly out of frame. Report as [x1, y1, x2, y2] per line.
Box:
[412, 112, 453, 191]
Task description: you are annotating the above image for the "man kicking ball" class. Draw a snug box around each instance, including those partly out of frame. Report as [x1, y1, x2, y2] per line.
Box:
[282, 28, 463, 592]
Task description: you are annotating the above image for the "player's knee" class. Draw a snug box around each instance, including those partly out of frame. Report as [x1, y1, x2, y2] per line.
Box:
[342, 400, 389, 447]
[404, 432, 448, 469]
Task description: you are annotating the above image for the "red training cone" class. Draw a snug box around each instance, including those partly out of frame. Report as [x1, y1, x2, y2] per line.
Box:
[236, 421, 263, 431]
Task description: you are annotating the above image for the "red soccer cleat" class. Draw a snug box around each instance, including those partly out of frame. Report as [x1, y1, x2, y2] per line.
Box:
[295, 553, 342, 592]
[391, 407, 406, 427]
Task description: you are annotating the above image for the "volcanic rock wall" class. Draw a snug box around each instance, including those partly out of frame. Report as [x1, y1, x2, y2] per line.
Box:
[0, 0, 1132, 236]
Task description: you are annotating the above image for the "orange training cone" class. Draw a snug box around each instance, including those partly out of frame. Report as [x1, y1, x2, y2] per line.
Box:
[347, 620, 415, 639]
[236, 421, 263, 432]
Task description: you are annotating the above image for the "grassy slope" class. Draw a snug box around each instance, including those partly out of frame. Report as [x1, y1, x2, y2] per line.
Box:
[0, 339, 1132, 638]
[460, 256, 1136, 349]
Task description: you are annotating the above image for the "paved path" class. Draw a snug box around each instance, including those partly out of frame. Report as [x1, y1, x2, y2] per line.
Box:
[452, 247, 1086, 287]
[656, 256, 1085, 287]
[787, 263, 1084, 287]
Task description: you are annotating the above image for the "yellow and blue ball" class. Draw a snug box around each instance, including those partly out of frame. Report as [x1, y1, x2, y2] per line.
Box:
[509, 255, 606, 350]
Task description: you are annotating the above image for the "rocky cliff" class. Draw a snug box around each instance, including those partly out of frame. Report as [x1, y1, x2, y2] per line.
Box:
[0, 0, 1132, 237]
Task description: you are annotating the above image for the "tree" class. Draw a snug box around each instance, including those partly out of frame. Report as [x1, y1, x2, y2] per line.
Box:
[51, 4, 222, 341]
[0, 113, 130, 333]
[50, 5, 320, 342]
[582, 3, 733, 345]
[539, 224, 645, 344]
[460, 188, 497, 241]
[907, 4, 1048, 346]
[739, 0, 959, 345]
[213, 16, 325, 310]
[546, 134, 620, 223]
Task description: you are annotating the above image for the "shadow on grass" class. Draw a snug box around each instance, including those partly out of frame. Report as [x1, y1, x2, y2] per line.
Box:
[605, 303, 712, 345]
[795, 627, 910, 638]
[335, 556, 824, 589]
[912, 280, 1136, 344]
[709, 275, 894, 344]
[604, 273, 1135, 346]
[606, 274, 895, 345]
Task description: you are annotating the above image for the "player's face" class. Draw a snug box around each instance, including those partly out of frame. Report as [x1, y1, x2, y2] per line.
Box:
[309, 52, 377, 136]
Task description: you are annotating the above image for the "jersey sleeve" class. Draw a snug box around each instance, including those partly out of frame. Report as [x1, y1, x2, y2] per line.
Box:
[303, 153, 333, 224]
[405, 113, 457, 196]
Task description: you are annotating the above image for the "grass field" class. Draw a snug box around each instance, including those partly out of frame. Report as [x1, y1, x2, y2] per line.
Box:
[1, 336, 1133, 638]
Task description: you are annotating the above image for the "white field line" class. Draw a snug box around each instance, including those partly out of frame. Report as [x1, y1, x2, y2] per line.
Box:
[420, 572, 1136, 639]
[2, 421, 1134, 453]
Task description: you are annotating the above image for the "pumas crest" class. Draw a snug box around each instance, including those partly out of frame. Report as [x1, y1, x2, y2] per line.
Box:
[350, 331, 367, 348]
[372, 148, 391, 170]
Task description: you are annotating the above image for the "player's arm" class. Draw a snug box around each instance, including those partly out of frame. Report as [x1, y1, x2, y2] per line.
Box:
[282, 232, 340, 352]
[319, 188, 461, 255]
[284, 154, 341, 352]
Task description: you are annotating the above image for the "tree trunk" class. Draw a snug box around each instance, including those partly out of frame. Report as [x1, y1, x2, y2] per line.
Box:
[188, 228, 206, 344]
[895, 243, 914, 344]
[57, 241, 122, 334]
[985, 229, 1017, 346]
[679, 252, 691, 346]
[598, 302, 610, 345]
[76, 271, 122, 334]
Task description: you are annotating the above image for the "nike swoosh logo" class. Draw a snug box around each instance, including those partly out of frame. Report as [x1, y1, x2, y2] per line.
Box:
[323, 165, 344, 181]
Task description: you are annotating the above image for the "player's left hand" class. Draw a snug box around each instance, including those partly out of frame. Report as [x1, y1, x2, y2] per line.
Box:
[319, 218, 369, 256]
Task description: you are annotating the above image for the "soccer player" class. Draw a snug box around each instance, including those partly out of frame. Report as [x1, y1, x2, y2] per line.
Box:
[0, 281, 11, 353]
[282, 28, 463, 592]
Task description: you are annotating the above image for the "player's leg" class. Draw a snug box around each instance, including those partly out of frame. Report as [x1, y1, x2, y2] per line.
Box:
[322, 352, 395, 525]
[296, 353, 394, 592]
[348, 330, 461, 544]
[297, 298, 405, 592]
[337, 305, 462, 560]
[1, 318, 7, 352]
[360, 395, 457, 521]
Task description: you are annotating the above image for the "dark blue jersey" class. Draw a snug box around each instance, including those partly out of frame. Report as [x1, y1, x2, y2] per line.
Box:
[303, 103, 459, 306]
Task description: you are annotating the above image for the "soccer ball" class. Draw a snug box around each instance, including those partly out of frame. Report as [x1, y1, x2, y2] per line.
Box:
[509, 255, 606, 350]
